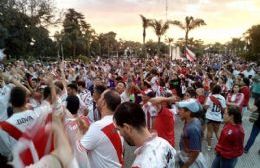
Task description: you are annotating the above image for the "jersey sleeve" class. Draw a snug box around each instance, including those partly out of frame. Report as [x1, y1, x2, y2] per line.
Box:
[79, 123, 101, 151]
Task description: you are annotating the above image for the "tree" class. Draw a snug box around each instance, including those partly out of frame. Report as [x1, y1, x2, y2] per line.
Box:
[243, 25, 260, 62]
[62, 8, 92, 57]
[139, 15, 151, 45]
[170, 16, 206, 47]
[98, 32, 118, 57]
[149, 19, 169, 55]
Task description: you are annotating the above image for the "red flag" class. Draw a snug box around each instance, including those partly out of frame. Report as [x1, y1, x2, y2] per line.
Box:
[11, 114, 54, 167]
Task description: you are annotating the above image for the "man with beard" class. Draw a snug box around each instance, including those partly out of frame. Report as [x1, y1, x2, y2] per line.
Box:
[114, 102, 176, 168]
[77, 89, 123, 168]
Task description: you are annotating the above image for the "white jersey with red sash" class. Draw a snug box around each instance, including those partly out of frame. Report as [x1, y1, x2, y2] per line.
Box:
[0, 104, 52, 159]
[78, 115, 123, 168]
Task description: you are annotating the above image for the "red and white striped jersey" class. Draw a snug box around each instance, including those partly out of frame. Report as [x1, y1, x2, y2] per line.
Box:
[78, 115, 124, 168]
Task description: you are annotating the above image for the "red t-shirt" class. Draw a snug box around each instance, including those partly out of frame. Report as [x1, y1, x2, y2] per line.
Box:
[154, 108, 175, 147]
[197, 95, 206, 105]
[240, 86, 250, 107]
[215, 123, 244, 159]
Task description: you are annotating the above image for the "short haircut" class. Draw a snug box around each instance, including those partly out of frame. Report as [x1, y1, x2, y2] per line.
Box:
[243, 78, 250, 87]
[103, 90, 121, 112]
[94, 85, 107, 95]
[67, 83, 78, 91]
[212, 85, 221, 94]
[227, 106, 242, 124]
[77, 81, 86, 88]
[10, 87, 27, 108]
[66, 95, 80, 115]
[114, 102, 146, 130]
[43, 86, 51, 100]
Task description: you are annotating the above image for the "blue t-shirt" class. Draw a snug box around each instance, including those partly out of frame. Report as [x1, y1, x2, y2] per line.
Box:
[180, 118, 202, 152]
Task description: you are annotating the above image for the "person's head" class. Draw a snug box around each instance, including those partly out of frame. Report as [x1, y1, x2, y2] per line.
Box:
[66, 95, 80, 115]
[67, 83, 78, 96]
[196, 88, 204, 96]
[115, 82, 125, 94]
[97, 89, 121, 116]
[93, 84, 107, 102]
[223, 106, 242, 124]
[241, 77, 250, 87]
[141, 89, 155, 103]
[232, 84, 240, 94]
[176, 99, 202, 121]
[31, 78, 38, 89]
[255, 98, 260, 110]
[184, 88, 196, 100]
[114, 102, 146, 146]
[10, 87, 27, 108]
[77, 81, 86, 91]
[211, 85, 221, 94]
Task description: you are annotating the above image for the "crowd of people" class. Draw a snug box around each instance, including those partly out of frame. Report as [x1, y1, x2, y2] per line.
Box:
[0, 54, 259, 168]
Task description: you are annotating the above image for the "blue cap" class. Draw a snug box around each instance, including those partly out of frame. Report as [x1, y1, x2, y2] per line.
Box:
[176, 99, 202, 113]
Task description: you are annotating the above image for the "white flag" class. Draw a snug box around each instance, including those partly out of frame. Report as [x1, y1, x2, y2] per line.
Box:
[185, 47, 196, 62]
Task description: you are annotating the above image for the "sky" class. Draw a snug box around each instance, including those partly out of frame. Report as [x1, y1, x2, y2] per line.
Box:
[54, 0, 260, 44]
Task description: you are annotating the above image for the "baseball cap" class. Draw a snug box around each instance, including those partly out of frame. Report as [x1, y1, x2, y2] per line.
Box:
[140, 89, 156, 98]
[176, 98, 202, 113]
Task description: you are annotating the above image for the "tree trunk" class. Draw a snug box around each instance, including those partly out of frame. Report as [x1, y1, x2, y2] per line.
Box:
[185, 30, 189, 48]
[143, 28, 146, 45]
[157, 36, 161, 55]
[73, 44, 76, 57]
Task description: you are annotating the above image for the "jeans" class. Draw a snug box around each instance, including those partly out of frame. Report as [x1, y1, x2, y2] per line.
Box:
[211, 154, 238, 168]
[244, 123, 260, 151]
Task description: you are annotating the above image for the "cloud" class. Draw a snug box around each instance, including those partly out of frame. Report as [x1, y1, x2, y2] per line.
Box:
[55, 0, 260, 43]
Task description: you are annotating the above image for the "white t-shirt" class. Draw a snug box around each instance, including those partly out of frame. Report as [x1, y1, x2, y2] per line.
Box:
[243, 69, 256, 78]
[132, 134, 176, 168]
[205, 94, 226, 122]
[0, 84, 13, 121]
[0, 104, 52, 158]
[142, 102, 157, 130]
[78, 115, 123, 168]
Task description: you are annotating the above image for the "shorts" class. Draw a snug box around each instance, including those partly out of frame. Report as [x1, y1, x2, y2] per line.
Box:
[206, 119, 222, 124]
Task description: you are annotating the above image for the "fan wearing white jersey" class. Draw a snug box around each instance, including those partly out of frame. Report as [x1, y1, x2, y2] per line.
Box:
[114, 102, 176, 168]
[77, 90, 124, 168]
[0, 76, 57, 160]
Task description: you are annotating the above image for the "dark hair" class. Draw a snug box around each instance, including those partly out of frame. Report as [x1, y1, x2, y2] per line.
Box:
[103, 90, 121, 111]
[67, 83, 78, 91]
[186, 87, 196, 98]
[43, 86, 51, 100]
[10, 87, 27, 108]
[94, 85, 107, 95]
[212, 85, 221, 94]
[243, 78, 250, 87]
[227, 106, 242, 124]
[77, 81, 86, 88]
[114, 102, 146, 129]
[66, 95, 80, 115]
[255, 98, 260, 109]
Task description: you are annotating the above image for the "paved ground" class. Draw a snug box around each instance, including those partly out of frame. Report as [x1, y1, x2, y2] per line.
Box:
[124, 102, 260, 168]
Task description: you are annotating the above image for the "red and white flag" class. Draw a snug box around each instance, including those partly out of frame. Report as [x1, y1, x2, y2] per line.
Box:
[185, 47, 196, 62]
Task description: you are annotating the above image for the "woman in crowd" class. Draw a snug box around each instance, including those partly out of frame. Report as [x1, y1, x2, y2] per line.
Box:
[226, 84, 244, 113]
[211, 106, 244, 168]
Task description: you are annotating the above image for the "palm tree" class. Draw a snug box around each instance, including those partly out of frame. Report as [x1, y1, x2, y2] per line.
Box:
[150, 19, 169, 44]
[150, 19, 169, 55]
[169, 16, 206, 47]
[140, 15, 151, 45]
